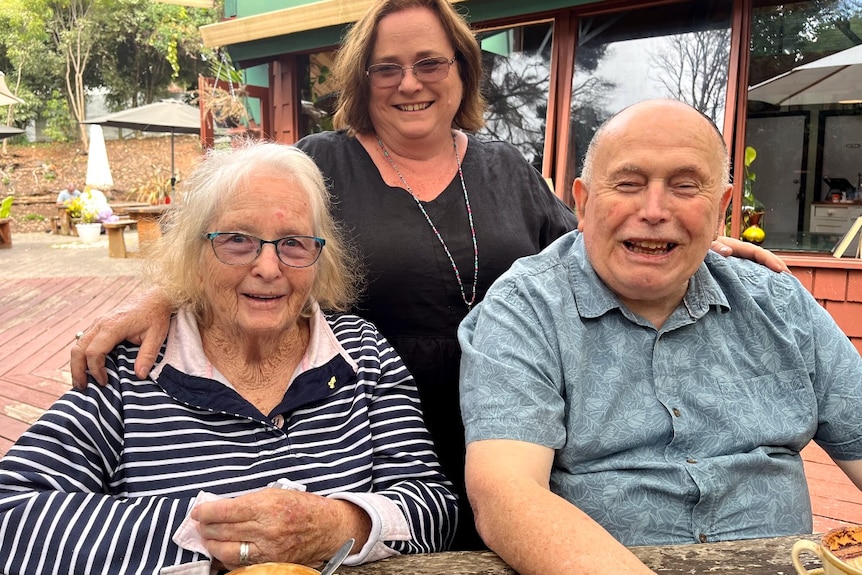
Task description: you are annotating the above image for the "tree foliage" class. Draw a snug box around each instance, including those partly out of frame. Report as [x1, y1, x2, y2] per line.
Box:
[0, 0, 220, 144]
[98, 0, 219, 110]
[750, 0, 862, 86]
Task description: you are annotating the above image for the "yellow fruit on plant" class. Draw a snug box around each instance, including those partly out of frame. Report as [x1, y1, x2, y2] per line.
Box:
[742, 225, 765, 244]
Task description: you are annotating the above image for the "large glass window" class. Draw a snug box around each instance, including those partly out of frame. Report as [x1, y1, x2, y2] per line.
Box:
[746, 0, 862, 255]
[301, 51, 338, 134]
[566, 1, 733, 196]
[474, 22, 555, 172]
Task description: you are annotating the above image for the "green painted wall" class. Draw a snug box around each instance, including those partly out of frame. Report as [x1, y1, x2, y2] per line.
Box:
[228, 26, 346, 64]
[235, 0, 318, 18]
[243, 65, 267, 87]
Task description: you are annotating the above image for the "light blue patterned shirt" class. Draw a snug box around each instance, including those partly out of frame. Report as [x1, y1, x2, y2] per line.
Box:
[459, 231, 862, 546]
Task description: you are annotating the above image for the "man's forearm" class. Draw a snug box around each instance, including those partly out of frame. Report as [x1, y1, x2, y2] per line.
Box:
[472, 480, 656, 575]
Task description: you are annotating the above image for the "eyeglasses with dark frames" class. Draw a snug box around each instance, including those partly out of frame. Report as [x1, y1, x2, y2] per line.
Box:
[205, 232, 325, 268]
[366, 56, 456, 88]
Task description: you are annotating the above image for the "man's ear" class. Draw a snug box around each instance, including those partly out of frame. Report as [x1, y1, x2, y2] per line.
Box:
[717, 184, 733, 233]
[573, 178, 588, 231]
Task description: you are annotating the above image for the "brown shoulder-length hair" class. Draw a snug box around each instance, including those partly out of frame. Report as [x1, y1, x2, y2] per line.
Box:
[332, 0, 486, 135]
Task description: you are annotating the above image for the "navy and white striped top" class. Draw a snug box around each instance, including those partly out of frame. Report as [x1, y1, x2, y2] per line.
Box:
[0, 312, 457, 575]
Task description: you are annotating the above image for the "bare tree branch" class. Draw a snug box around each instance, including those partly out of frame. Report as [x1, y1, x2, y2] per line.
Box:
[649, 29, 731, 124]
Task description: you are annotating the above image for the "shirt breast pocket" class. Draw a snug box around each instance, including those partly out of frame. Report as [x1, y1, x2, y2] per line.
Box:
[707, 369, 816, 452]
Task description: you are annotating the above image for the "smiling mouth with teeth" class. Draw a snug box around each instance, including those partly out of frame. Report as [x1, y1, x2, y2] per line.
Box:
[397, 102, 431, 111]
[625, 241, 676, 255]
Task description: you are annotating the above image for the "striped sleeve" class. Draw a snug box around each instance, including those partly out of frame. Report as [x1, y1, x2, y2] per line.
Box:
[0, 379, 202, 575]
[329, 315, 458, 554]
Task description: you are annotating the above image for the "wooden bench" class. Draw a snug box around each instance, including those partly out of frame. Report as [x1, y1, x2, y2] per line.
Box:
[103, 219, 136, 258]
[57, 205, 74, 235]
[0, 217, 11, 249]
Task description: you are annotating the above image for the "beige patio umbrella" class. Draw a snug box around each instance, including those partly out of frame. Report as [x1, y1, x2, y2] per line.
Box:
[0, 72, 24, 106]
[748, 44, 862, 106]
[82, 100, 200, 193]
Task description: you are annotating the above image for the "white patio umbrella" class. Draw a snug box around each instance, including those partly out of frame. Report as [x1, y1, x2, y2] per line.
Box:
[85, 124, 113, 189]
[0, 72, 24, 106]
[82, 100, 200, 192]
[748, 44, 862, 106]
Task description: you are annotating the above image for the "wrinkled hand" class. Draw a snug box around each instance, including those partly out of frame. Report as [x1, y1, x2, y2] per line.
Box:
[193, 488, 370, 571]
[70, 289, 173, 388]
[711, 236, 789, 273]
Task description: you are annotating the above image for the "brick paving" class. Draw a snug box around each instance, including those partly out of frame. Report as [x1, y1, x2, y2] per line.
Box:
[2, 229, 143, 278]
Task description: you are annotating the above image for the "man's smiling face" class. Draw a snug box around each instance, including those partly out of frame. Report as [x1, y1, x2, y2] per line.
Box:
[573, 100, 732, 322]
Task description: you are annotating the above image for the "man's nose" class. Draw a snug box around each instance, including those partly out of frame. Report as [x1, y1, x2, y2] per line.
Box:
[640, 181, 671, 223]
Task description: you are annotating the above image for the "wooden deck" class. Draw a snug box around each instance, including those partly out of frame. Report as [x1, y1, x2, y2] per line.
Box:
[0, 276, 143, 454]
[1, 274, 861, 532]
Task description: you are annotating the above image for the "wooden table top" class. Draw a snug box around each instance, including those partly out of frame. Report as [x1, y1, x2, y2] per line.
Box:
[108, 201, 150, 211]
[124, 204, 171, 215]
[339, 534, 823, 574]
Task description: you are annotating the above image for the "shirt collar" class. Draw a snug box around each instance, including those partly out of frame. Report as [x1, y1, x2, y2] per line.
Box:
[151, 304, 359, 386]
[569, 234, 730, 323]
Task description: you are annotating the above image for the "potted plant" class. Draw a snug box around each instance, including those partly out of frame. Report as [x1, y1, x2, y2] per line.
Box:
[67, 188, 115, 243]
[725, 146, 766, 244]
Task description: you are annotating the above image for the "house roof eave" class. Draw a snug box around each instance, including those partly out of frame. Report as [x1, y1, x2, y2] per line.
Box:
[201, 0, 468, 49]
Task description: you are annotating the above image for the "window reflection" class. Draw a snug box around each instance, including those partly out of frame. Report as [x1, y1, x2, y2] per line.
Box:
[746, 0, 862, 253]
[566, 2, 732, 197]
[301, 51, 338, 135]
[475, 23, 554, 171]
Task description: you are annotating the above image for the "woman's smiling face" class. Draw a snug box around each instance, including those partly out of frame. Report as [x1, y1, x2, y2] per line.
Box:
[200, 174, 317, 339]
[367, 6, 463, 141]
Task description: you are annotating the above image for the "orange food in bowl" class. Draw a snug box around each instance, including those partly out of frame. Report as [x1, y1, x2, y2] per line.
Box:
[228, 563, 321, 575]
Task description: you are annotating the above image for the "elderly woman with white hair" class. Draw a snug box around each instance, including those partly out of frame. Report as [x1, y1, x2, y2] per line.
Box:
[0, 141, 457, 575]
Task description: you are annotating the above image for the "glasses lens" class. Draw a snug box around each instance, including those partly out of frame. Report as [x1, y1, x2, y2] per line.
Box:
[413, 57, 449, 81]
[367, 57, 451, 88]
[212, 233, 259, 265]
[367, 64, 403, 88]
[277, 236, 323, 267]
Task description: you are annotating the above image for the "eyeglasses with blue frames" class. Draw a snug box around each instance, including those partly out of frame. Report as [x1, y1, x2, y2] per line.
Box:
[205, 232, 325, 268]
[366, 56, 456, 88]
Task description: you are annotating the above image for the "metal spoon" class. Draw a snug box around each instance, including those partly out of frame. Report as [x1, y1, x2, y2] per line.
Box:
[319, 538, 354, 575]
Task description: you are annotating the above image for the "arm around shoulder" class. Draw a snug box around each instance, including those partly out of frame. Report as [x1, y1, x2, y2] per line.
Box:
[466, 439, 656, 575]
[71, 287, 174, 388]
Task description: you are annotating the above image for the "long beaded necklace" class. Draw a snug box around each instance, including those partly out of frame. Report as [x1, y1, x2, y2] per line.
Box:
[376, 131, 479, 310]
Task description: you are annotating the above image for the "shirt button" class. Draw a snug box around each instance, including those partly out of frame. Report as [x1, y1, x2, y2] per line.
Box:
[686, 458, 698, 464]
[272, 414, 284, 428]
[672, 408, 681, 417]
[699, 534, 708, 543]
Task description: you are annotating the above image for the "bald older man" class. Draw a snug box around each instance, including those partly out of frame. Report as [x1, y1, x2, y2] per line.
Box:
[458, 99, 862, 575]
